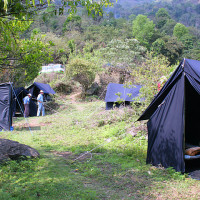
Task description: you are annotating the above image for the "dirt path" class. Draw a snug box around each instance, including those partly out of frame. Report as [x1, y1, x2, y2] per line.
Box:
[69, 92, 84, 111]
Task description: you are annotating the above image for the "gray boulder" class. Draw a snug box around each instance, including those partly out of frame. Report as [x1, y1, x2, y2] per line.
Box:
[86, 82, 99, 95]
[0, 139, 40, 162]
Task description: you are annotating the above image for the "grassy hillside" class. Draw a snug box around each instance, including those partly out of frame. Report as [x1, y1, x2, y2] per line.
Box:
[0, 97, 200, 199]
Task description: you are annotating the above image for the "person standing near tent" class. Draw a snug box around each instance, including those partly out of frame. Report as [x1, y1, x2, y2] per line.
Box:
[23, 93, 32, 117]
[37, 90, 45, 116]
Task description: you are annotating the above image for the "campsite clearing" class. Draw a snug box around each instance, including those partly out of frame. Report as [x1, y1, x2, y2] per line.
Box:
[0, 99, 200, 199]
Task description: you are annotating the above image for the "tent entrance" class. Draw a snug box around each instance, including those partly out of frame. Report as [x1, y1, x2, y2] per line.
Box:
[184, 77, 200, 176]
[185, 77, 200, 146]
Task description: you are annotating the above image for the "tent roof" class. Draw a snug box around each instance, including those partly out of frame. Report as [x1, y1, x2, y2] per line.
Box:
[14, 87, 28, 97]
[27, 82, 55, 95]
[105, 83, 142, 102]
[138, 58, 200, 121]
[0, 82, 11, 86]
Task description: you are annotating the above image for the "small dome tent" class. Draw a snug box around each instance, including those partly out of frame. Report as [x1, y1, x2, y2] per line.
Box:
[26, 82, 55, 101]
[138, 58, 200, 172]
[0, 83, 12, 131]
[105, 83, 142, 110]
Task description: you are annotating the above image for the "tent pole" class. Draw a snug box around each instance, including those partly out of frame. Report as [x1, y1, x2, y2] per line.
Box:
[9, 82, 34, 136]
[183, 58, 186, 169]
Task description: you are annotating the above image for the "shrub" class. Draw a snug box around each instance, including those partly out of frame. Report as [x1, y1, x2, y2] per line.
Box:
[34, 73, 74, 94]
[66, 57, 99, 96]
[131, 52, 176, 116]
[51, 79, 72, 94]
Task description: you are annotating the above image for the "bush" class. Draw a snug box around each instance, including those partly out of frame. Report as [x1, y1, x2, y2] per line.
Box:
[51, 79, 72, 94]
[66, 57, 99, 96]
[131, 52, 176, 116]
[35, 73, 74, 94]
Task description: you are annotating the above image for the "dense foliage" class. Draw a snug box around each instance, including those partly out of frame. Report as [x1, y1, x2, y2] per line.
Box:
[0, 19, 52, 86]
[109, 0, 200, 29]
[0, 0, 199, 99]
[0, 0, 113, 86]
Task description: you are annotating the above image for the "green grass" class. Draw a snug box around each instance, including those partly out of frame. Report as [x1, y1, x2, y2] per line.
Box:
[0, 100, 200, 199]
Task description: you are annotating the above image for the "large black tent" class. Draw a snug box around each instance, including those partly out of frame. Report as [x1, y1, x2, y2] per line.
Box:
[138, 58, 200, 172]
[13, 87, 37, 117]
[105, 83, 142, 110]
[0, 83, 12, 131]
[26, 82, 55, 101]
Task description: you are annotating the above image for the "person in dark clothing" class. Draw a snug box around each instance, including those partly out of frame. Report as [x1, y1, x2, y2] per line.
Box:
[23, 93, 32, 117]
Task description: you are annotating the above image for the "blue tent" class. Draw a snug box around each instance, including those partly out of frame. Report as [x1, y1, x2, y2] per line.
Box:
[138, 58, 200, 172]
[27, 82, 55, 100]
[0, 83, 12, 131]
[105, 83, 142, 110]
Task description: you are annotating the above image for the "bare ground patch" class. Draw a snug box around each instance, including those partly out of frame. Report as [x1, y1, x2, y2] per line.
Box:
[13, 118, 52, 131]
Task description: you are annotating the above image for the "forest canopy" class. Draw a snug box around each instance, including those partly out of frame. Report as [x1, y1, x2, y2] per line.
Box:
[0, 0, 199, 88]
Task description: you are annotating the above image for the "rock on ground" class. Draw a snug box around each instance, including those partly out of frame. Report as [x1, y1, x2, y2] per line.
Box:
[0, 139, 40, 162]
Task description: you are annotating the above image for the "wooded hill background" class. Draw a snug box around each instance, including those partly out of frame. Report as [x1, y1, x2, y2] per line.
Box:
[0, 0, 199, 91]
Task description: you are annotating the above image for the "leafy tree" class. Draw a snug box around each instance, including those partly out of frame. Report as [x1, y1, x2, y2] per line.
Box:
[129, 14, 136, 22]
[155, 8, 171, 29]
[108, 11, 114, 19]
[100, 38, 146, 69]
[41, 32, 70, 64]
[152, 36, 183, 65]
[0, 0, 113, 84]
[13, 34, 52, 85]
[63, 15, 82, 32]
[132, 53, 174, 114]
[1, 0, 113, 19]
[99, 38, 146, 83]
[68, 40, 76, 54]
[179, 34, 194, 50]
[160, 19, 177, 36]
[0, 22, 52, 85]
[132, 15, 155, 49]
[173, 23, 189, 40]
[66, 57, 99, 96]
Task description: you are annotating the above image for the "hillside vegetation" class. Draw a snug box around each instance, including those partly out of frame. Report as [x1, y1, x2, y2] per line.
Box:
[110, 0, 200, 29]
[1, 0, 199, 90]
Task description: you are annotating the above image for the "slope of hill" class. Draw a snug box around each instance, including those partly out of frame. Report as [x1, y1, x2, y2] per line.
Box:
[109, 0, 200, 29]
[116, 0, 200, 6]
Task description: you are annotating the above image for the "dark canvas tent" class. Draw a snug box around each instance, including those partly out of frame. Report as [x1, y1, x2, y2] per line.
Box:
[138, 58, 200, 172]
[0, 83, 12, 131]
[13, 87, 37, 117]
[26, 82, 55, 101]
[105, 83, 142, 110]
